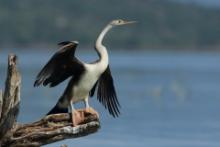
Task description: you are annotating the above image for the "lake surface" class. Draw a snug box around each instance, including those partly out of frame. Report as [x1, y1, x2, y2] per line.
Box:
[1, 50, 220, 147]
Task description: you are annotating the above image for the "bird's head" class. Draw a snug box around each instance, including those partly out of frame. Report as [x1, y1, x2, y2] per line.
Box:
[110, 19, 137, 26]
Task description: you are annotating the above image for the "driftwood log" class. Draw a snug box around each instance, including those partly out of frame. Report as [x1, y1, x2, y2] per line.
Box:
[0, 54, 100, 147]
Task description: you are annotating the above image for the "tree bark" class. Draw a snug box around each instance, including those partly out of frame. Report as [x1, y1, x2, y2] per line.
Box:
[0, 54, 100, 147]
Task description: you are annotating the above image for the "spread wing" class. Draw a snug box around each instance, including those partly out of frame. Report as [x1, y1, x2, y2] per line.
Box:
[94, 65, 121, 117]
[89, 81, 98, 97]
[34, 42, 85, 87]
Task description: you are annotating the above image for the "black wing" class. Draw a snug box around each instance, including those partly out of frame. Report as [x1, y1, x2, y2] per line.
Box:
[34, 42, 85, 87]
[96, 65, 121, 117]
[89, 81, 98, 97]
[58, 41, 74, 46]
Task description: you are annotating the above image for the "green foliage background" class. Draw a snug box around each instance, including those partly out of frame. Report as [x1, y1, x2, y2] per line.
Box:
[0, 0, 220, 50]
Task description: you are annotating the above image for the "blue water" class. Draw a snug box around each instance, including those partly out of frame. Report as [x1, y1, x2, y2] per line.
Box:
[1, 50, 220, 147]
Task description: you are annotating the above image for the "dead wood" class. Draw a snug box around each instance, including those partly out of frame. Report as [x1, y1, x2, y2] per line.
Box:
[0, 54, 100, 147]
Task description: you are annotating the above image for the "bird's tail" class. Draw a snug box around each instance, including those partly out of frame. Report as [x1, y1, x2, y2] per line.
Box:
[47, 99, 68, 115]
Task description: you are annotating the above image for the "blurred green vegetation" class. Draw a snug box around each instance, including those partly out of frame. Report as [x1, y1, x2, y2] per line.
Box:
[0, 0, 220, 50]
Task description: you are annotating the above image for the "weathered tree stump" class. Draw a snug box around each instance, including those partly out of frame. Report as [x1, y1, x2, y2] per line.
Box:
[0, 54, 100, 147]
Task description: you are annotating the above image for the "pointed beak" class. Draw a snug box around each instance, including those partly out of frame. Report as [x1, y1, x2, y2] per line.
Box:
[122, 20, 137, 25]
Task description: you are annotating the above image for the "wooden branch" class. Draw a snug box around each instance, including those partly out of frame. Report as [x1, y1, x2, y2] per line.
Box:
[0, 54, 100, 147]
[0, 54, 21, 140]
[2, 113, 99, 147]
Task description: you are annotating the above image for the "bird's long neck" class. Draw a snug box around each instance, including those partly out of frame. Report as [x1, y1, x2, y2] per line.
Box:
[95, 24, 113, 65]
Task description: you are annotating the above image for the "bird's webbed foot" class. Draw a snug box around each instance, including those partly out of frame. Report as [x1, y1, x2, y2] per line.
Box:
[71, 108, 99, 127]
[85, 107, 99, 119]
[71, 110, 85, 127]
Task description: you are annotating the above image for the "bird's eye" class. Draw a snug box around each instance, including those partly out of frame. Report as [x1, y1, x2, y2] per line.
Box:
[118, 20, 121, 23]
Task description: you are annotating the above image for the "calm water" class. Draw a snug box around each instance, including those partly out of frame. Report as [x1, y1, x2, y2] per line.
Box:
[1, 50, 220, 147]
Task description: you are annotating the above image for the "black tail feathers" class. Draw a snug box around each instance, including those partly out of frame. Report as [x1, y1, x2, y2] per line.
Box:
[47, 103, 68, 115]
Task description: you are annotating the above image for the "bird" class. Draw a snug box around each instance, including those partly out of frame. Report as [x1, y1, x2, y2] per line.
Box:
[34, 19, 136, 126]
